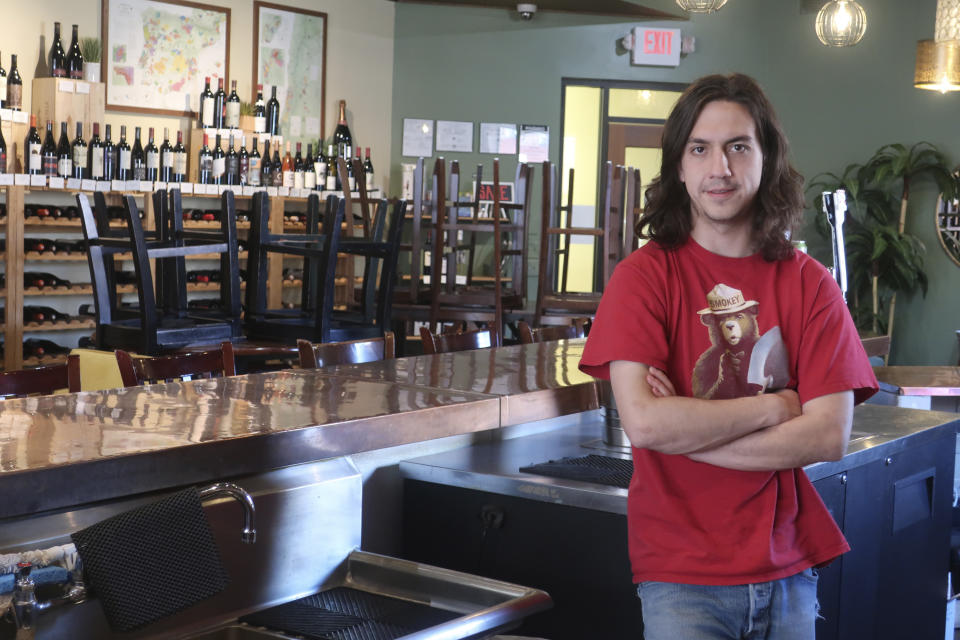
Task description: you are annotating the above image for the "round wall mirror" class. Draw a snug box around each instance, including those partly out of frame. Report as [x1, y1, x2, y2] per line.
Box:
[936, 193, 960, 268]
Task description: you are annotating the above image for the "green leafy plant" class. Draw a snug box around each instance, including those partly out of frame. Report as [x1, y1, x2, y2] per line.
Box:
[807, 142, 954, 342]
[80, 37, 101, 64]
[239, 101, 254, 116]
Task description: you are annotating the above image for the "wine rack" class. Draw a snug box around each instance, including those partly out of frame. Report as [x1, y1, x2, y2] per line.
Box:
[0, 183, 355, 371]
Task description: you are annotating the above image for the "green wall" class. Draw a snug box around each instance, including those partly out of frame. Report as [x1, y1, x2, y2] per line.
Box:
[391, 0, 957, 365]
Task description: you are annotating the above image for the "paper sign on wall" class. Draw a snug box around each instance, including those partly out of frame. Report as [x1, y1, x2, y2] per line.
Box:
[518, 124, 549, 163]
[479, 123, 517, 155]
[402, 118, 434, 157]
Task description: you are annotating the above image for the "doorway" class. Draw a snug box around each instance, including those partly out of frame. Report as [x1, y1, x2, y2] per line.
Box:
[559, 80, 684, 292]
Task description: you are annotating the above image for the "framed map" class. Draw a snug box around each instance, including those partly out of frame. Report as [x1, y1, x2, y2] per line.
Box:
[253, 2, 327, 145]
[102, 0, 230, 116]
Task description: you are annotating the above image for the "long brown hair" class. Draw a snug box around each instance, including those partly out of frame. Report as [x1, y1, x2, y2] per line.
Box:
[638, 73, 803, 261]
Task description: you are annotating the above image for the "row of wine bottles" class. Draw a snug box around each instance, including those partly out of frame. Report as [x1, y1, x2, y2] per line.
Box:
[113, 269, 248, 285]
[198, 79, 282, 137]
[196, 133, 373, 190]
[13, 116, 189, 182]
[0, 237, 87, 253]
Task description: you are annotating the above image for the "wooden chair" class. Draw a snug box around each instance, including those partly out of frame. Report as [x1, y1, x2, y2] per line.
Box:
[78, 192, 241, 355]
[418, 327, 496, 354]
[230, 344, 301, 374]
[296, 331, 396, 369]
[517, 319, 589, 344]
[532, 161, 632, 327]
[0, 355, 81, 397]
[115, 343, 237, 387]
[427, 159, 532, 344]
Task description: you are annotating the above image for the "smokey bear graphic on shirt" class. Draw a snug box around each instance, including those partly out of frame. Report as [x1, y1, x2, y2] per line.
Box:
[692, 283, 790, 400]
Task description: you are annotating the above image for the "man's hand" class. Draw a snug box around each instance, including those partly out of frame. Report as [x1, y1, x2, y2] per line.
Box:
[646, 366, 676, 397]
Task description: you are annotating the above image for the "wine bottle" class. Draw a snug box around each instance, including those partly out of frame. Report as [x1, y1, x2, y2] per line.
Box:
[7, 54, 23, 111]
[253, 84, 266, 134]
[281, 141, 294, 188]
[272, 141, 283, 187]
[41, 121, 57, 176]
[88, 123, 105, 181]
[198, 133, 213, 184]
[293, 142, 305, 190]
[145, 127, 159, 181]
[49, 22, 66, 78]
[159, 127, 173, 182]
[259, 138, 272, 186]
[24, 305, 71, 323]
[238, 135, 249, 185]
[334, 100, 353, 161]
[56, 122, 72, 178]
[0, 120, 7, 174]
[303, 143, 316, 190]
[25, 271, 71, 289]
[364, 147, 374, 182]
[66, 24, 83, 80]
[314, 144, 327, 191]
[226, 79, 241, 129]
[266, 85, 280, 136]
[25, 115, 42, 175]
[213, 77, 226, 129]
[103, 124, 116, 180]
[173, 130, 187, 183]
[71, 121, 87, 179]
[212, 134, 225, 185]
[325, 143, 337, 191]
[199, 76, 214, 128]
[117, 125, 131, 181]
[346, 152, 356, 192]
[248, 137, 261, 187]
[24, 338, 71, 358]
[25, 238, 52, 253]
[225, 134, 239, 185]
[0, 54, 7, 109]
[131, 126, 145, 180]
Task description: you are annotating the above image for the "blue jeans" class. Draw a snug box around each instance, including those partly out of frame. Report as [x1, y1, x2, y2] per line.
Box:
[637, 568, 819, 640]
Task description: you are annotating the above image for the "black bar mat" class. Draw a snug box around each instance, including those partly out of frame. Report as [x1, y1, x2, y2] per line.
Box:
[240, 586, 461, 640]
[520, 454, 634, 489]
[71, 487, 228, 632]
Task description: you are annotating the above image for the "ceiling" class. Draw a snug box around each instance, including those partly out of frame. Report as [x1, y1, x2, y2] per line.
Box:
[386, 0, 686, 20]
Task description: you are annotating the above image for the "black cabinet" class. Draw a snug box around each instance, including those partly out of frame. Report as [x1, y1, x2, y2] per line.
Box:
[402, 428, 955, 640]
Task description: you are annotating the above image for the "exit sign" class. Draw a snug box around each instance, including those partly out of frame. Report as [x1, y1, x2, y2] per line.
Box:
[631, 27, 681, 67]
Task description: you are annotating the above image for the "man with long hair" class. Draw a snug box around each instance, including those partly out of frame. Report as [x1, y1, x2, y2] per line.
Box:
[579, 73, 877, 638]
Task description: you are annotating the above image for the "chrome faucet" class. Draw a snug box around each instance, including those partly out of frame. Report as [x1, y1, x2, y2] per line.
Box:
[198, 482, 257, 544]
[8, 562, 86, 637]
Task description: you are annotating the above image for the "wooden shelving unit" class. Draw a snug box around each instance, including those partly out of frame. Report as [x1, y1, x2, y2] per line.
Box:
[1, 184, 318, 370]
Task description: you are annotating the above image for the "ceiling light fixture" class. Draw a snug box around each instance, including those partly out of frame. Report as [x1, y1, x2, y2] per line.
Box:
[815, 0, 867, 47]
[675, 0, 727, 13]
[915, 0, 960, 93]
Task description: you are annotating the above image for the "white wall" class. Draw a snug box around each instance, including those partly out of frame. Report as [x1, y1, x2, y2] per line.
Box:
[1, 0, 395, 189]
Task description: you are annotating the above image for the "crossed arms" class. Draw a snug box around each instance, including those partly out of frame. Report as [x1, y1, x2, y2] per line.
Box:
[609, 360, 854, 471]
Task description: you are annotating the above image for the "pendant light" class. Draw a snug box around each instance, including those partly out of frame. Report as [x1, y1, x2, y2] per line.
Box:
[915, 0, 960, 93]
[675, 0, 727, 13]
[815, 0, 868, 47]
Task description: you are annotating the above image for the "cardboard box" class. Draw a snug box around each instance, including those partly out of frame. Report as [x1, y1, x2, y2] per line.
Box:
[31, 78, 106, 139]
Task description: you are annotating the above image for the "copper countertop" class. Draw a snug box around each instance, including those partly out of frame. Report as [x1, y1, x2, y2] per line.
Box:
[873, 366, 960, 396]
[314, 339, 598, 425]
[0, 340, 597, 519]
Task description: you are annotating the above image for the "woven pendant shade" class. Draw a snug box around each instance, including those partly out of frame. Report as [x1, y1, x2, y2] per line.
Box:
[675, 0, 727, 13]
[915, 0, 960, 92]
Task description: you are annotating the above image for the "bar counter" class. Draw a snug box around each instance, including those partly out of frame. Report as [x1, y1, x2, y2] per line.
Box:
[0, 340, 597, 520]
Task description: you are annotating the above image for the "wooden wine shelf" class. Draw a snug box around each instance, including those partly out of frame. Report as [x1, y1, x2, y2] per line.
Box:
[23, 319, 96, 332]
[24, 284, 93, 296]
[0, 251, 249, 262]
[23, 354, 69, 368]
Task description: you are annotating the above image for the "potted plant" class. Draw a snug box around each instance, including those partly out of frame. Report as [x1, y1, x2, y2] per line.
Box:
[239, 101, 255, 132]
[807, 142, 956, 359]
[81, 37, 101, 83]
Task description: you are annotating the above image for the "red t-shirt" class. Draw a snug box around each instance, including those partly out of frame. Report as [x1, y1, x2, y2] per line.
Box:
[579, 239, 878, 586]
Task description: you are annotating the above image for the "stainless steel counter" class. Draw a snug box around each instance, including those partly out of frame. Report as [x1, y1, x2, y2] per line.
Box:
[399, 404, 960, 515]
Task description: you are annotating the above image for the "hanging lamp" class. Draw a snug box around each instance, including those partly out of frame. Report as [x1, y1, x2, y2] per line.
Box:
[915, 0, 960, 92]
[675, 0, 727, 13]
[815, 0, 868, 47]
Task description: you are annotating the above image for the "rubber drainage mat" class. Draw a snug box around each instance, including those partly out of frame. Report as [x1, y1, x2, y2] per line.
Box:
[239, 586, 461, 640]
[519, 454, 633, 489]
